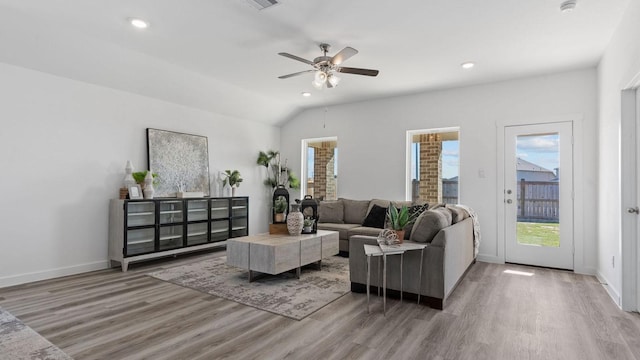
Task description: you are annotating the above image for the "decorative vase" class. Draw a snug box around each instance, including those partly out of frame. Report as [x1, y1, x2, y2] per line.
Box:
[223, 182, 232, 197]
[394, 230, 405, 243]
[143, 171, 155, 199]
[287, 204, 304, 236]
[303, 226, 312, 233]
[123, 160, 136, 188]
[232, 186, 237, 197]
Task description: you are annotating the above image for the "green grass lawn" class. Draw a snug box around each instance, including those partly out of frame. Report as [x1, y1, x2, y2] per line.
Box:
[517, 222, 560, 247]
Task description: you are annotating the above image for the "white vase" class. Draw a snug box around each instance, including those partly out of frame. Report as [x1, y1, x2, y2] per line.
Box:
[287, 204, 304, 236]
[223, 183, 232, 197]
[143, 171, 155, 199]
[232, 186, 237, 197]
[123, 160, 136, 188]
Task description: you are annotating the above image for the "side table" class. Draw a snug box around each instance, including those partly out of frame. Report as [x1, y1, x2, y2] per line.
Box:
[364, 242, 429, 315]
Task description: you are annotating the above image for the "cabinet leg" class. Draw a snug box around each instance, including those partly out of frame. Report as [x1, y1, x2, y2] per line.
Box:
[122, 261, 129, 272]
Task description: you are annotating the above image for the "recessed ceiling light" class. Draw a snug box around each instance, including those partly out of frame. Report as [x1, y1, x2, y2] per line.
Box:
[461, 62, 475, 69]
[560, 0, 577, 13]
[301, 92, 311, 97]
[129, 18, 149, 29]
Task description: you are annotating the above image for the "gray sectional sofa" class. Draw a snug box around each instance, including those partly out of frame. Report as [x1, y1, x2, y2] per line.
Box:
[317, 198, 413, 253]
[317, 198, 476, 309]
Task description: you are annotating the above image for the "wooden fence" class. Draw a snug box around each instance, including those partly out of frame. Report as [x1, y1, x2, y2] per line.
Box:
[517, 179, 559, 222]
[412, 178, 559, 222]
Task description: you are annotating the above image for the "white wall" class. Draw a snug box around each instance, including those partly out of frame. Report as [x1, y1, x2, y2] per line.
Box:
[596, 0, 640, 306]
[0, 62, 279, 287]
[281, 69, 598, 272]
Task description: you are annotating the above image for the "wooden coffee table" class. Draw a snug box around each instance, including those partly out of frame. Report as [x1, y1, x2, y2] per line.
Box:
[226, 230, 339, 282]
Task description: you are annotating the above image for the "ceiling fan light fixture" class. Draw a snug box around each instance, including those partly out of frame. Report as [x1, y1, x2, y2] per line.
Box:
[314, 70, 328, 84]
[327, 73, 341, 87]
[312, 79, 324, 89]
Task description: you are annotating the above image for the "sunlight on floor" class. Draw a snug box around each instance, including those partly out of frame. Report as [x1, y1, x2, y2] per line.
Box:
[504, 269, 534, 276]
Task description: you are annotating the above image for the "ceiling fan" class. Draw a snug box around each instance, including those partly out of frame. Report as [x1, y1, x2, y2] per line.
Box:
[278, 43, 379, 89]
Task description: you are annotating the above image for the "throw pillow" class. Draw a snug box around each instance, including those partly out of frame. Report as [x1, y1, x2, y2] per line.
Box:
[446, 204, 467, 224]
[339, 198, 371, 224]
[362, 204, 387, 228]
[409, 210, 450, 243]
[403, 204, 430, 239]
[435, 207, 452, 226]
[366, 199, 391, 216]
[317, 200, 344, 224]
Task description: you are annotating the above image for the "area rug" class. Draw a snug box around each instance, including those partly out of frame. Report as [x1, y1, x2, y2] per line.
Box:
[147, 255, 350, 320]
[0, 307, 73, 360]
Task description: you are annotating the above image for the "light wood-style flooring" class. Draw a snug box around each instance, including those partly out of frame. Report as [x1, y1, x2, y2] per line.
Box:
[2, 251, 640, 360]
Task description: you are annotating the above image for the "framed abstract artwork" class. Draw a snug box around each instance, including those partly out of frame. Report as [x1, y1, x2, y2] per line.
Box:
[146, 128, 210, 197]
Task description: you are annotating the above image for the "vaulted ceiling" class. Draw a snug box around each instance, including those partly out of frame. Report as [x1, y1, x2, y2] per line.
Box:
[0, 0, 630, 125]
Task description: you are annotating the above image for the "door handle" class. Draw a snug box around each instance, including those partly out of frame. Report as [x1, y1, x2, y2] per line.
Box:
[628, 207, 639, 214]
[506, 199, 513, 204]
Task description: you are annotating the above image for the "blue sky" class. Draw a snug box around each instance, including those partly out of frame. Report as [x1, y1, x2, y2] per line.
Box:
[411, 140, 459, 180]
[516, 134, 559, 171]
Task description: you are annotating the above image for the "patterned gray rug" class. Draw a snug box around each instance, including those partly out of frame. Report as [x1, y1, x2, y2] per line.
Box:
[147, 255, 350, 320]
[0, 307, 72, 360]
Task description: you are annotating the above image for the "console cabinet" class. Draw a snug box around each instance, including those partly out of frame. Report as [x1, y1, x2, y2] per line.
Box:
[109, 197, 249, 271]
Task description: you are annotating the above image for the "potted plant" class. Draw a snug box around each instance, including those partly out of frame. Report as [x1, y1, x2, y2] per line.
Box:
[222, 170, 243, 196]
[132, 171, 158, 189]
[257, 150, 300, 189]
[274, 196, 287, 222]
[303, 218, 315, 233]
[387, 205, 421, 243]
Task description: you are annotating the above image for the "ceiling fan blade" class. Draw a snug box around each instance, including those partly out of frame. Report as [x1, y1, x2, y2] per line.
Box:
[278, 70, 314, 79]
[337, 67, 379, 77]
[330, 47, 358, 65]
[278, 52, 315, 66]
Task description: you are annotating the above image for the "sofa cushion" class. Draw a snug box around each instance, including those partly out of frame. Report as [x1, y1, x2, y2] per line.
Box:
[410, 209, 450, 243]
[367, 199, 391, 216]
[403, 204, 430, 239]
[362, 204, 387, 228]
[348, 226, 384, 238]
[318, 200, 344, 224]
[340, 198, 370, 224]
[435, 207, 453, 226]
[391, 200, 412, 208]
[317, 223, 359, 240]
[446, 204, 467, 224]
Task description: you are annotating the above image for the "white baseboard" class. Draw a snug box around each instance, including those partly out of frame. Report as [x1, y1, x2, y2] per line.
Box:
[476, 254, 504, 264]
[596, 271, 621, 308]
[574, 266, 597, 276]
[0, 261, 109, 288]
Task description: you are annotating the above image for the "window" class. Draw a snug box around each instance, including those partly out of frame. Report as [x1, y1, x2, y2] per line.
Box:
[407, 128, 459, 204]
[302, 137, 338, 201]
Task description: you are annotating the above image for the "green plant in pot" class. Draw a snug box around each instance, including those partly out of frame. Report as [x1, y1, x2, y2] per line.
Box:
[274, 196, 287, 222]
[256, 150, 300, 189]
[303, 218, 315, 233]
[132, 171, 158, 189]
[387, 205, 420, 243]
[223, 170, 243, 196]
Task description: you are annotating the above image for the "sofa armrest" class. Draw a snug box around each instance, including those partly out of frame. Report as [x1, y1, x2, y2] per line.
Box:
[437, 217, 475, 298]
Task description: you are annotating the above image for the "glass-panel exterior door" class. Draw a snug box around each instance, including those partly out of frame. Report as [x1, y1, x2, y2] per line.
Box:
[504, 122, 573, 270]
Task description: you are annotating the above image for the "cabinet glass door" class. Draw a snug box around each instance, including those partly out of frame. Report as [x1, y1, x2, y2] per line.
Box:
[159, 225, 183, 250]
[211, 220, 229, 242]
[231, 198, 248, 218]
[126, 202, 155, 227]
[126, 228, 155, 256]
[187, 199, 208, 221]
[231, 218, 248, 237]
[159, 200, 183, 224]
[187, 222, 208, 245]
[210, 199, 230, 219]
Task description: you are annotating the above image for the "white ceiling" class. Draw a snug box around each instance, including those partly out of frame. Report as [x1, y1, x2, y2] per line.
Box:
[0, 0, 631, 125]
